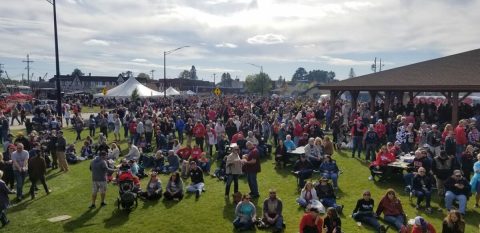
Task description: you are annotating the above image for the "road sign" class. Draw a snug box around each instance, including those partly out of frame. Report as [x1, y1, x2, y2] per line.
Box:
[102, 87, 107, 96]
[213, 87, 221, 96]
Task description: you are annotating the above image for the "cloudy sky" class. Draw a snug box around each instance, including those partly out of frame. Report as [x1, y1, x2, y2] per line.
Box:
[0, 0, 479, 82]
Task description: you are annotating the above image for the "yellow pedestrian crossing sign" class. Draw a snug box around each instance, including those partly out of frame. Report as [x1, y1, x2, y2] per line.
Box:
[102, 87, 107, 96]
[213, 87, 221, 96]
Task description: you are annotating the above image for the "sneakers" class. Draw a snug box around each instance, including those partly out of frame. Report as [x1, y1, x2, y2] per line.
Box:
[100, 202, 107, 207]
[426, 207, 432, 214]
[89, 204, 96, 209]
[368, 176, 373, 181]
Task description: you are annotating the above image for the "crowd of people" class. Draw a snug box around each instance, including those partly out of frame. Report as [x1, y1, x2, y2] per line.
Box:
[0, 94, 479, 232]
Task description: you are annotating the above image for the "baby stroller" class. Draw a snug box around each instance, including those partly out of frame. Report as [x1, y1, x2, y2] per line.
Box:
[117, 178, 138, 211]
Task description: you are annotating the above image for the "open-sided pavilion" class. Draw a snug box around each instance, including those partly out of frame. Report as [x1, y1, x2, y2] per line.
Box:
[316, 49, 480, 125]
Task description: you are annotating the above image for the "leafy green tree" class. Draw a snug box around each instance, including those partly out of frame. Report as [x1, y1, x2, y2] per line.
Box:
[292, 67, 307, 82]
[72, 68, 84, 77]
[178, 70, 191, 79]
[245, 72, 272, 95]
[190, 66, 198, 80]
[219, 72, 233, 87]
[131, 88, 139, 101]
[137, 72, 150, 79]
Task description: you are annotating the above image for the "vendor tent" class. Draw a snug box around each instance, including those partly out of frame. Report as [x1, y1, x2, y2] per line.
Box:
[94, 77, 162, 97]
[8, 92, 33, 101]
[165, 87, 181, 96]
[186, 90, 196, 95]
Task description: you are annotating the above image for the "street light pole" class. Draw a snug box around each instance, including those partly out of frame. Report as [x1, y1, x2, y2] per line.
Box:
[47, 0, 62, 117]
[163, 46, 189, 98]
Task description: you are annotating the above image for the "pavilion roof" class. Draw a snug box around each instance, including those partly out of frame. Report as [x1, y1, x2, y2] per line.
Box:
[318, 48, 480, 92]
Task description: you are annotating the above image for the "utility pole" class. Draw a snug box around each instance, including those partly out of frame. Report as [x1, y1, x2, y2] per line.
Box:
[22, 54, 34, 83]
[213, 73, 216, 86]
[379, 59, 384, 71]
[150, 69, 155, 79]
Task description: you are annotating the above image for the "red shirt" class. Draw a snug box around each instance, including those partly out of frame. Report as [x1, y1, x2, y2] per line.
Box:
[299, 213, 323, 233]
[191, 148, 203, 160]
[455, 125, 467, 145]
[177, 147, 192, 160]
[372, 152, 396, 167]
[411, 223, 436, 233]
[193, 123, 206, 138]
[374, 123, 386, 139]
[294, 123, 304, 137]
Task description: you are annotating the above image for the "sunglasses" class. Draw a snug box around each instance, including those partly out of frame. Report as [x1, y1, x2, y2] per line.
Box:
[269, 192, 276, 194]
[363, 194, 371, 196]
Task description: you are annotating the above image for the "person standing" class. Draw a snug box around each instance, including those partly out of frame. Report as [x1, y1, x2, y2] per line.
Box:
[56, 131, 69, 172]
[0, 170, 14, 227]
[225, 145, 242, 197]
[28, 151, 50, 199]
[89, 151, 115, 208]
[193, 120, 206, 151]
[113, 114, 121, 142]
[242, 141, 260, 198]
[11, 143, 29, 201]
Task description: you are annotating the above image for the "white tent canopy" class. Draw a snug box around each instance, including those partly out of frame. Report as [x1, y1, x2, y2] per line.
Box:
[165, 87, 181, 96]
[186, 90, 196, 95]
[94, 77, 163, 97]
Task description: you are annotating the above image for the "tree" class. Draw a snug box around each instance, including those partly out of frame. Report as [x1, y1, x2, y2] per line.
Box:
[72, 68, 84, 77]
[244, 72, 272, 95]
[121, 71, 133, 78]
[178, 70, 191, 79]
[131, 88, 139, 101]
[292, 67, 307, 82]
[219, 72, 233, 87]
[348, 68, 356, 79]
[137, 72, 150, 79]
[190, 66, 198, 80]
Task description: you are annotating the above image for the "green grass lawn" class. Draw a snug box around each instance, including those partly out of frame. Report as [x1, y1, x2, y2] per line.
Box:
[4, 128, 480, 233]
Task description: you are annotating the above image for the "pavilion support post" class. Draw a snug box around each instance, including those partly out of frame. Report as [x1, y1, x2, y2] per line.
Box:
[452, 91, 459, 126]
[408, 91, 414, 102]
[395, 91, 404, 105]
[350, 90, 359, 113]
[369, 91, 377, 114]
[329, 90, 338, 120]
[384, 91, 392, 114]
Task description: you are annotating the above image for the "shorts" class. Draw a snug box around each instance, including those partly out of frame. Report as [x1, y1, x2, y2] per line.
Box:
[92, 181, 107, 194]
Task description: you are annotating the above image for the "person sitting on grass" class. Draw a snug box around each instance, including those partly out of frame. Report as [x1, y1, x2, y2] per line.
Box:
[376, 189, 408, 233]
[186, 161, 205, 199]
[411, 216, 436, 233]
[233, 194, 256, 231]
[319, 155, 339, 189]
[140, 172, 162, 200]
[176, 145, 192, 161]
[442, 209, 465, 233]
[197, 152, 211, 174]
[163, 172, 184, 201]
[299, 206, 323, 233]
[315, 177, 344, 214]
[296, 181, 323, 210]
[323, 207, 341, 233]
[412, 167, 433, 213]
[163, 150, 180, 174]
[352, 190, 389, 233]
[262, 189, 284, 233]
[369, 145, 396, 181]
[152, 150, 165, 173]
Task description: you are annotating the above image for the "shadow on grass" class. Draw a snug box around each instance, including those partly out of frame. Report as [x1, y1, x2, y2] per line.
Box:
[141, 199, 159, 209]
[46, 171, 64, 181]
[103, 208, 130, 228]
[161, 198, 179, 209]
[63, 208, 101, 231]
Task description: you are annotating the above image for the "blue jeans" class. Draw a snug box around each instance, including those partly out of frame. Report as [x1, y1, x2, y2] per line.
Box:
[365, 143, 376, 161]
[415, 190, 431, 207]
[296, 198, 308, 207]
[403, 173, 414, 188]
[233, 218, 254, 230]
[445, 191, 467, 214]
[455, 145, 465, 164]
[297, 169, 313, 188]
[353, 213, 381, 232]
[352, 136, 363, 157]
[246, 173, 259, 196]
[186, 182, 205, 194]
[320, 197, 337, 208]
[13, 170, 27, 199]
[322, 173, 338, 188]
[384, 214, 405, 230]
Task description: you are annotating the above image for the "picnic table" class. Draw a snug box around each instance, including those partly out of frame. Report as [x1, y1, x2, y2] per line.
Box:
[388, 155, 415, 169]
[285, 146, 305, 165]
